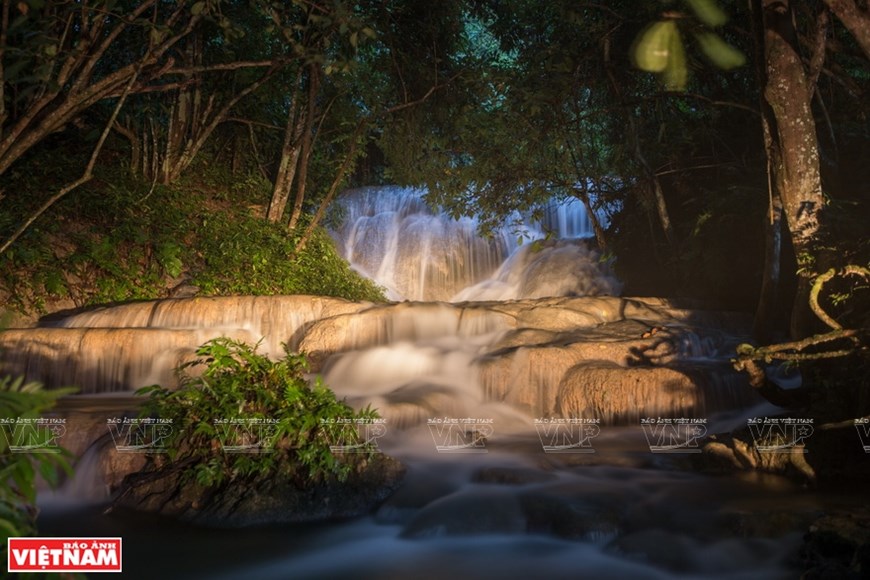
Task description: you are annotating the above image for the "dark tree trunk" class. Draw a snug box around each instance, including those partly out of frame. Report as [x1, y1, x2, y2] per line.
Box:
[287, 64, 320, 232]
[267, 69, 305, 223]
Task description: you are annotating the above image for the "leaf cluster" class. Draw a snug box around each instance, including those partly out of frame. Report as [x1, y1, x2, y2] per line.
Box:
[137, 338, 378, 488]
[0, 376, 75, 539]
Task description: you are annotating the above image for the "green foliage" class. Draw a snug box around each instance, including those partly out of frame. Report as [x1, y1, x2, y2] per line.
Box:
[193, 211, 385, 301]
[685, 0, 728, 27]
[632, 0, 745, 91]
[137, 338, 378, 487]
[0, 376, 75, 538]
[694, 31, 746, 70]
[0, 153, 384, 313]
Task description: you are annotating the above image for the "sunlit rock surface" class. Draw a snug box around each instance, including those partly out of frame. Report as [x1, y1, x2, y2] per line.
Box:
[1, 295, 757, 425]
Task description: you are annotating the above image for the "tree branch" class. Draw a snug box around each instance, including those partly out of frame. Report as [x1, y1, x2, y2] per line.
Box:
[0, 64, 141, 256]
[164, 59, 291, 76]
[807, 7, 830, 100]
[823, 0, 870, 61]
[809, 266, 870, 330]
[380, 72, 462, 116]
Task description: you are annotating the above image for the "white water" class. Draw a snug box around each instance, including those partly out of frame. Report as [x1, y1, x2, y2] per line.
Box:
[332, 186, 619, 301]
[39, 421, 825, 580]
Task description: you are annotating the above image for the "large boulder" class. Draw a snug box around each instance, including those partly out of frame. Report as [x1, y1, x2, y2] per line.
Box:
[801, 508, 870, 579]
[557, 362, 700, 422]
[113, 453, 406, 528]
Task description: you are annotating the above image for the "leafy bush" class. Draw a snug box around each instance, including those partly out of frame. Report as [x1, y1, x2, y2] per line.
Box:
[192, 211, 385, 302]
[137, 338, 378, 488]
[0, 377, 75, 537]
[0, 157, 385, 314]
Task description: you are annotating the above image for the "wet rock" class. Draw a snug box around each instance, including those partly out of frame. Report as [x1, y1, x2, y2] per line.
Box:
[801, 508, 870, 579]
[168, 278, 199, 298]
[400, 489, 526, 538]
[514, 305, 605, 332]
[375, 469, 459, 524]
[113, 453, 406, 528]
[477, 345, 587, 417]
[557, 362, 700, 423]
[471, 466, 558, 485]
[607, 529, 700, 572]
[696, 419, 870, 485]
[518, 490, 621, 542]
[725, 509, 822, 539]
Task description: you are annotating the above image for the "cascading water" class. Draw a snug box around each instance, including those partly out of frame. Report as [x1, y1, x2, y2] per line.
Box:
[331, 186, 620, 301]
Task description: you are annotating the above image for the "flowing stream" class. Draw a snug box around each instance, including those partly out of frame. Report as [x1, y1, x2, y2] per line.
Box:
[11, 187, 861, 578]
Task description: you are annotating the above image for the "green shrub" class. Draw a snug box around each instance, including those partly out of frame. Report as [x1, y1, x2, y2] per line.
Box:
[192, 211, 385, 302]
[0, 377, 75, 537]
[137, 338, 378, 488]
[0, 161, 385, 314]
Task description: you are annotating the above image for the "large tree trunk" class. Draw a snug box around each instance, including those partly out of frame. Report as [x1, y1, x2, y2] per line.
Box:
[760, 0, 827, 338]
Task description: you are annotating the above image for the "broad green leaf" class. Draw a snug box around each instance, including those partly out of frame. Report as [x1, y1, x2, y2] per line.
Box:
[634, 21, 678, 73]
[695, 32, 746, 69]
[0, 516, 22, 537]
[685, 0, 728, 27]
[662, 26, 687, 91]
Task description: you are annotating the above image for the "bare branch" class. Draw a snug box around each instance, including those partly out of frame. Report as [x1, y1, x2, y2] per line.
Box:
[809, 266, 870, 330]
[381, 72, 462, 116]
[823, 0, 870, 61]
[0, 65, 142, 256]
[807, 7, 829, 100]
[165, 60, 291, 76]
[225, 118, 284, 131]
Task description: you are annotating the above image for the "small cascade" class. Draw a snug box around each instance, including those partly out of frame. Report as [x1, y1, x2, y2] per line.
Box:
[39, 444, 110, 505]
[52, 295, 366, 354]
[0, 296, 368, 393]
[453, 240, 621, 302]
[0, 327, 258, 393]
[322, 333, 530, 431]
[332, 186, 613, 301]
[334, 186, 509, 301]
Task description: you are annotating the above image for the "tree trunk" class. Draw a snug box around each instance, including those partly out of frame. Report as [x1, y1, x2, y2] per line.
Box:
[293, 120, 366, 256]
[0, 1, 199, 175]
[572, 182, 607, 251]
[753, 182, 784, 343]
[287, 64, 320, 232]
[267, 69, 305, 223]
[761, 0, 827, 338]
[750, 0, 783, 343]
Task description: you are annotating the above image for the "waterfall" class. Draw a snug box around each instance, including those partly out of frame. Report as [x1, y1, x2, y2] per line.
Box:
[331, 186, 618, 301]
